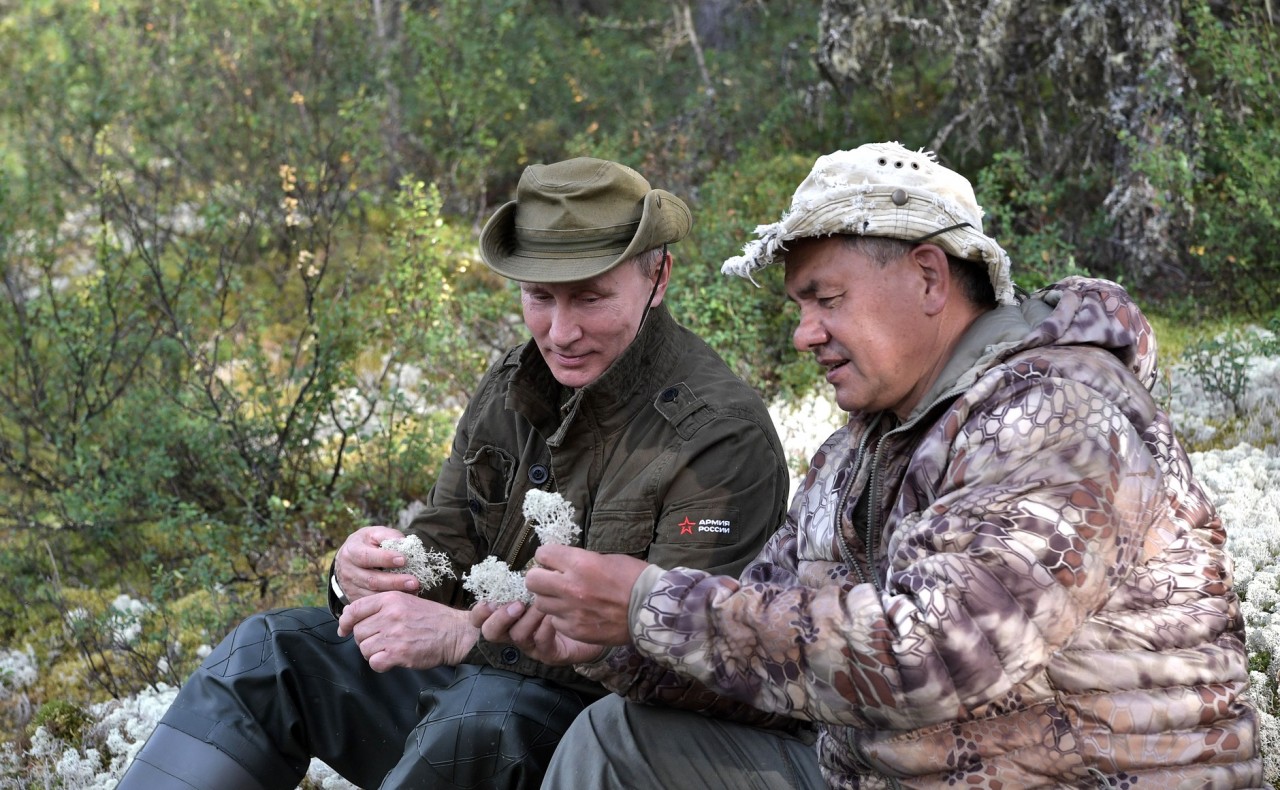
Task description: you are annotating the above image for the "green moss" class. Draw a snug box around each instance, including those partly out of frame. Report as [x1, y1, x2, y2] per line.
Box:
[28, 700, 91, 744]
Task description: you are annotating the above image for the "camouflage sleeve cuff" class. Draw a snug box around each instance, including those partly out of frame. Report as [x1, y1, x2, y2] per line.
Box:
[627, 564, 668, 631]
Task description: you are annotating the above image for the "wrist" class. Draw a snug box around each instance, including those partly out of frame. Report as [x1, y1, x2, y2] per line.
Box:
[330, 572, 351, 606]
[451, 611, 480, 664]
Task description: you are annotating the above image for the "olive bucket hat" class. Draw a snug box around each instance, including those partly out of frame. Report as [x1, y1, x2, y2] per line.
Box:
[479, 157, 692, 283]
[721, 142, 1015, 305]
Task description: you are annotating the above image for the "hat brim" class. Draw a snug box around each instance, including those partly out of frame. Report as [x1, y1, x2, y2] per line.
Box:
[722, 184, 1015, 305]
[480, 190, 691, 283]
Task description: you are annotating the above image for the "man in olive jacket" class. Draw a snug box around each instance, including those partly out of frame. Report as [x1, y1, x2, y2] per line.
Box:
[118, 158, 789, 790]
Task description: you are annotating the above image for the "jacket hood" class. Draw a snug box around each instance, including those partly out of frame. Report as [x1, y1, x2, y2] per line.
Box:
[1013, 276, 1159, 391]
[905, 276, 1159, 423]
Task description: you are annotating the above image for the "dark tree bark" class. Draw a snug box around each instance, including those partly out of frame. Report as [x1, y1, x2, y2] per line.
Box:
[817, 0, 1193, 286]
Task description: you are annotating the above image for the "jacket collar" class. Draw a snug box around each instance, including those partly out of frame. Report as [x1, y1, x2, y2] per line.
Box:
[902, 304, 1031, 424]
[892, 278, 1143, 425]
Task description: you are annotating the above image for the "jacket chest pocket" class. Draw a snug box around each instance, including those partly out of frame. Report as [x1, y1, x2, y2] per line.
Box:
[583, 510, 654, 556]
[464, 445, 517, 546]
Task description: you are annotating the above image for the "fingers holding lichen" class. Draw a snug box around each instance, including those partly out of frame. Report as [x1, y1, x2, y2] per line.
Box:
[462, 490, 581, 604]
[379, 534, 455, 591]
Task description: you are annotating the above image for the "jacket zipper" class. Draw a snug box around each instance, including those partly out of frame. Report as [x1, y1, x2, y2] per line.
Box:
[858, 387, 967, 587]
[836, 417, 879, 587]
[504, 520, 535, 569]
[834, 390, 965, 782]
[503, 467, 556, 569]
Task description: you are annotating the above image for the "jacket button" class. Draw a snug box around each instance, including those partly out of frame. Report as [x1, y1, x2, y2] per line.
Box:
[500, 646, 521, 665]
[528, 464, 549, 485]
[660, 387, 678, 402]
[468, 498, 482, 514]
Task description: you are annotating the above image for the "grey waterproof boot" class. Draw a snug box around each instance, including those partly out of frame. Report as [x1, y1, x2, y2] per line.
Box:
[115, 723, 269, 790]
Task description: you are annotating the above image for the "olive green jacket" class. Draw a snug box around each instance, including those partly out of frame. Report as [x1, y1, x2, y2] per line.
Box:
[389, 304, 788, 690]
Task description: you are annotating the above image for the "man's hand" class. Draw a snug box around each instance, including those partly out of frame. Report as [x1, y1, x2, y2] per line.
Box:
[524, 545, 649, 647]
[334, 526, 421, 601]
[470, 600, 606, 666]
[337, 592, 477, 672]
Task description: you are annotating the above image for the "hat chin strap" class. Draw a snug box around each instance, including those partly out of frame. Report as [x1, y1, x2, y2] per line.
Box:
[911, 222, 972, 243]
[633, 245, 669, 342]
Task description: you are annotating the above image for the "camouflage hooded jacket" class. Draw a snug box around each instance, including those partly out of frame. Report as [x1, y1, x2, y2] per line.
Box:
[582, 278, 1262, 787]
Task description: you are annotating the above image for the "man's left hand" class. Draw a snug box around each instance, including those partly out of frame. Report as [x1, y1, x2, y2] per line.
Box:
[525, 545, 649, 647]
[337, 592, 477, 672]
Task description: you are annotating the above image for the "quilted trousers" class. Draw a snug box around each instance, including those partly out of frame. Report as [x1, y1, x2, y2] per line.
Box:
[119, 606, 592, 790]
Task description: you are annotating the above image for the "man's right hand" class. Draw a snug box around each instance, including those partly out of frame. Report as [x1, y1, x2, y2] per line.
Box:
[471, 601, 607, 667]
[333, 526, 421, 601]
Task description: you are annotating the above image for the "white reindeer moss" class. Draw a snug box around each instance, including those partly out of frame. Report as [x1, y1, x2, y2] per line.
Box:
[462, 556, 535, 605]
[379, 535, 455, 591]
[523, 489, 582, 547]
[462, 490, 582, 604]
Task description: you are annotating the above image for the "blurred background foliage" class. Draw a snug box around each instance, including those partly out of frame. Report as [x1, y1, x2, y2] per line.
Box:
[0, 0, 1277, 745]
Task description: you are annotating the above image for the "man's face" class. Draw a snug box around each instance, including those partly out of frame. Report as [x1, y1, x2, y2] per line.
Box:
[521, 261, 663, 389]
[784, 236, 941, 419]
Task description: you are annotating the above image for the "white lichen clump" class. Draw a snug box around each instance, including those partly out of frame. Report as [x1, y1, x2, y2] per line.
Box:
[0, 645, 38, 700]
[462, 556, 534, 604]
[380, 534, 454, 591]
[462, 490, 583, 604]
[523, 489, 581, 547]
[98, 595, 153, 648]
[18, 682, 358, 790]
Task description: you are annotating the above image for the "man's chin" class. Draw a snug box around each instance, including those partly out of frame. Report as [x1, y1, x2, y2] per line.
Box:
[830, 386, 861, 414]
[551, 366, 601, 389]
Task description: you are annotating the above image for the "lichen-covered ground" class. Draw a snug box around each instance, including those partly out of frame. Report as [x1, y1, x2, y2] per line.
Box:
[7, 345, 1278, 788]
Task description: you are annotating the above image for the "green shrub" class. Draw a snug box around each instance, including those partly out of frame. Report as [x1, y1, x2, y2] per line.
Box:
[1184, 328, 1254, 418]
[669, 152, 816, 399]
[1158, 1, 1280, 312]
[974, 150, 1094, 293]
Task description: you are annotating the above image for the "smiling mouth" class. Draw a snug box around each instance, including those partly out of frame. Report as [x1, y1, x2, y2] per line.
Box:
[820, 359, 847, 381]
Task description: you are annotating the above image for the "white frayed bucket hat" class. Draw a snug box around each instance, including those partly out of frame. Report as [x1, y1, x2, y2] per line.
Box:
[721, 142, 1014, 305]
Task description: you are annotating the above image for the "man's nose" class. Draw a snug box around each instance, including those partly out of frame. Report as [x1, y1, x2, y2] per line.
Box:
[548, 306, 582, 346]
[792, 310, 828, 351]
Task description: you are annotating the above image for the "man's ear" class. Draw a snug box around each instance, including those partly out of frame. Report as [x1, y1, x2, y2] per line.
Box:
[650, 251, 672, 308]
[912, 244, 950, 316]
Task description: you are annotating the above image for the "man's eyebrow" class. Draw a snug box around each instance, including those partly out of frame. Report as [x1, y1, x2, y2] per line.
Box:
[788, 279, 820, 300]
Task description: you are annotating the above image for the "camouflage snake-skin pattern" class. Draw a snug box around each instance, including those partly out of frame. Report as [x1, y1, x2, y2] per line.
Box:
[581, 278, 1261, 787]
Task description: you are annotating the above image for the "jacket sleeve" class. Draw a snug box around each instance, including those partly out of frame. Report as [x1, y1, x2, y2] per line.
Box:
[598, 365, 1165, 731]
[578, 513, 807, 721]
[637, 399, 791, 578]
[398, 359, 509, 607]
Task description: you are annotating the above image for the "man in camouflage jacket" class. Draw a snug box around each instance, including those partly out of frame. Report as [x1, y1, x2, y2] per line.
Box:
[118, 158, 788, 790]
[480, 143, 1261, 787]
